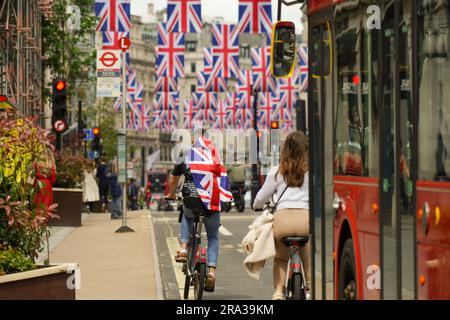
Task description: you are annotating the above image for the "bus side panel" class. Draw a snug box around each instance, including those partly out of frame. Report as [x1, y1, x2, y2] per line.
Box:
[307, 0, 345, 15]
[334, 176, 380, 300]
[417, 181, 450, 299]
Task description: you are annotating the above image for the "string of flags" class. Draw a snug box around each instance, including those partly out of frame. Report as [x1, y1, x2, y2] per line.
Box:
[95, 0, 308, 134]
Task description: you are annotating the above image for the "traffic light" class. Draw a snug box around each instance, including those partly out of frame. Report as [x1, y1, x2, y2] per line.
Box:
[91, 127, 101, 159]
[51, 78, 68, 128]
[271, 121, 279, 130]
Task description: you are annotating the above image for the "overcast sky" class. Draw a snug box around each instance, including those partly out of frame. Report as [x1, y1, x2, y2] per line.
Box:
[131, 0, 304, 33]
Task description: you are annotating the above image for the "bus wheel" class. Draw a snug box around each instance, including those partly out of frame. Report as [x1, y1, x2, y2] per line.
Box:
[338, 239, 357, 300]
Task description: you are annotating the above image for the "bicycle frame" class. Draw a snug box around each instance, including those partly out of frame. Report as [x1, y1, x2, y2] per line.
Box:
[186, 214, 207, 277]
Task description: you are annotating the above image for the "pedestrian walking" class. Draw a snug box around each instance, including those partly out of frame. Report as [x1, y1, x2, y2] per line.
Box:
[34, 147, 56, 210]
[252, 131, 310, 300]
[96, 155, 110, 212]
[128, 178, 139, 211]
[82, 163, 100, 213]
[108, 161, 122, 220]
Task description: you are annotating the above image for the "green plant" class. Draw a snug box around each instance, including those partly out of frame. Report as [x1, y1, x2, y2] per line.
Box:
[54, 151, 94, 188]
[0, 246, 37, 275]
[0, 116, 57, 272]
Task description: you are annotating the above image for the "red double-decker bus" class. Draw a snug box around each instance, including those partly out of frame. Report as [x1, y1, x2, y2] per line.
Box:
[275, 0, 450, 299]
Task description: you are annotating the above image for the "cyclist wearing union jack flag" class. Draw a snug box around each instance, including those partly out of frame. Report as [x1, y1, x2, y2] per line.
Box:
[166, 126, 232, 293]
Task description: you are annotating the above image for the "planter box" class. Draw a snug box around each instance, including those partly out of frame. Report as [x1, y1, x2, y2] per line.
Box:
[50, 188, 83, 227]
[0, 263, 78, 300]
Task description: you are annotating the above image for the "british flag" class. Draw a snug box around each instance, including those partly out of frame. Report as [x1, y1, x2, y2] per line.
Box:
[156, 23, 185, 78]
[281, 106, 295, 134]
[95, 0, 131, 32]
[257, 91, 279, 129]
[113, 70, 136, 112]
[151, 103, 162, 129]
[183, 99, 198, 129]
[155, 92, 179, 131]
[197, 72, 228, 93]
[155, 77, 178, 92]
[225, 93, 240, 129]
[236, 69, 253, 96]
[251, 47, 278, 93]
[134, 83, 144, 105]
[237, 0, 272, 35]
[196, 92, 218, 125]
[101, 31, 129, 49]
[137, 104, 151, 132]
[187, 137, 232, 212]
[166, 0, 202, 33]
[211, 24, 240, 79]
[127, 104, 139, 130]
[212, 99, 228, 130]
[203, 48, 213, 73]
[277, 67, 299, 111]
[298, 45, 309, 93]
[237, 92, 254, 129]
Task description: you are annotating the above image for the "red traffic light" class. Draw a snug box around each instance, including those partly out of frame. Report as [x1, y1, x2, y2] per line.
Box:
[271, 121, 279, 129]
[55, 80, 66, 92]
[93, 127, 101, 136]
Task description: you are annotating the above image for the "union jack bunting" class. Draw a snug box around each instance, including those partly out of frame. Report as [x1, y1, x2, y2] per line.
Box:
[203, 48, 213, 74]
[298, 45, 309, 92]
[155, 92, 179, 131]
[113, 70, 137, 112]
[134, 83, 144, 105]
[211, 24, 240, 79]
[196, 92, 218, 125]
[237, 92, 254, 129]
[225, 93, 240, 129]
[183, 99, 198, 129]
[212, 99, 228, 130]
[277, 67, 299, 111]
[251, 47, 278, 93]
[95, 0, 131, 32]
[137, 104, 151, 132]
[236, 69, 253, 97]
[197, 72, 228, 92]
[156, 23, 185, 78]
[151, 104, 162, 129]
[237, 0, 272, 35]
[155, 77, 178, 92]
[187, 137, 232, 212]
[281, 107, 295, 134]
[166, 0, 202, 33]
[127, 104, 139, 130]
[101, 31, 129, 49]
[257, 91, 279, 129]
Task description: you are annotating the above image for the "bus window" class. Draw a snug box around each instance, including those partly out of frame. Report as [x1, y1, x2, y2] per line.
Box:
[311, 22, 332, 78]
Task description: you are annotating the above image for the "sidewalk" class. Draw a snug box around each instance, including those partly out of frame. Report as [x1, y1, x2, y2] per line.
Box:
[47, 210, 162, 300]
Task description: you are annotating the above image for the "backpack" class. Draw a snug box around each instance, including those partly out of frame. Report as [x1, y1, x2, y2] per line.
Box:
[181, 166, 206, 213]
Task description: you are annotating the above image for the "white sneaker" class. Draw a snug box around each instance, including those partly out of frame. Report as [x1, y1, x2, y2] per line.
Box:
[272, 290, 284, 300]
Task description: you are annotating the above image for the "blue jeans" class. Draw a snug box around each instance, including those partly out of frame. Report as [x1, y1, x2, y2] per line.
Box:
[110, 196, 122, 218]
[180, 210, 220, 268]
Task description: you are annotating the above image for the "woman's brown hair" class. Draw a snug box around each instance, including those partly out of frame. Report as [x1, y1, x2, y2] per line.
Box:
[277, 131, 309, 187]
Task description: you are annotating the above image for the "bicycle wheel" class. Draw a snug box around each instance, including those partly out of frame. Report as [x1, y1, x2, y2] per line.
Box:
[193, 263, 206, 300]
[291, 273, 306, 300]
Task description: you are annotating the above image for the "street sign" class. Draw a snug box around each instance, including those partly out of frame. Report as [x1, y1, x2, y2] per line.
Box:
[54, 119, 67, 133]
[117, 133, 127, 183]
[96, 50, 121, 98]
[118, 37, 131, 52]
[127, 161, 134, 179]
[84, 128, 94, 141]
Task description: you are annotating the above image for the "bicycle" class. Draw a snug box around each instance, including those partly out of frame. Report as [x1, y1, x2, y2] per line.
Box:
[180, 206, 208, 300]
[282, 236, 309, 300]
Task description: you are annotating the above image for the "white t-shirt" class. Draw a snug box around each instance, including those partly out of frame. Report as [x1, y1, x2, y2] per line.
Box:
[253, 166, 309, 211]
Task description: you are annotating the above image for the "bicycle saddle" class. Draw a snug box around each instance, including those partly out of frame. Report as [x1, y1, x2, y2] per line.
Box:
[282, 236, 309, 247]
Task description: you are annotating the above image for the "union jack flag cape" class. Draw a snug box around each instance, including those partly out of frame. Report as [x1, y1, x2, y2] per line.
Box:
[167, 0, 203, 33]
[95, 0, 131, 32]
[156, 23, 185, 78]
[237, 0, 272, 35]
[187, 137, 232, 212]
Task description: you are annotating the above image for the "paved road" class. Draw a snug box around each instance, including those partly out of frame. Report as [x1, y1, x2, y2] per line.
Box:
[152, 208, 276, 300]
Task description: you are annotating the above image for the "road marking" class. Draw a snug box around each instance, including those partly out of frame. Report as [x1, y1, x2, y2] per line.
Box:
[219, 225, 233, 236]
[166, 236, 194, 300]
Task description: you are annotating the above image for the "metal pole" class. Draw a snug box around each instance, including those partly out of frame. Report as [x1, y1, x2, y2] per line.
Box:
[116, 50, 134, 233]
[251, 87, 260, 205]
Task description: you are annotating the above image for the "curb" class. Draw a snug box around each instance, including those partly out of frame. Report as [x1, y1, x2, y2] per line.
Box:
[148, 210, 165, 300]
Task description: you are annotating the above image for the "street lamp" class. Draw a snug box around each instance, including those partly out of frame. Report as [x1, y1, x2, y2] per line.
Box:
[251, 86, 261, 206]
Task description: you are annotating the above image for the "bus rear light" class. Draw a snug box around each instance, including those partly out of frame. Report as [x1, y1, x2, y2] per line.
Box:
[419, 275, 426, 286]
[435, 206, 441, 227]
[371, 203, 379, 214]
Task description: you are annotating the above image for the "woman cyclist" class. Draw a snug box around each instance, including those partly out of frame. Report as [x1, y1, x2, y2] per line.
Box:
[253, 131, 310, 300]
